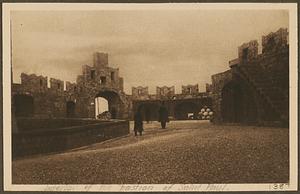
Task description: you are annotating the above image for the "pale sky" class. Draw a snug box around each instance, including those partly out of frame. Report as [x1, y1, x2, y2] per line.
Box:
[11, 9, 289, 94]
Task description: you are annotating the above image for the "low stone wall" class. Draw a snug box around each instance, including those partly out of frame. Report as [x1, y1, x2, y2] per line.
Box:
[13, 119, 129, 158]
[14, 118, 107, 132]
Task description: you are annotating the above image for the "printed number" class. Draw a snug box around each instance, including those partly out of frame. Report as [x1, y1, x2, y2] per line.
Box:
[272, 183, 289, 190]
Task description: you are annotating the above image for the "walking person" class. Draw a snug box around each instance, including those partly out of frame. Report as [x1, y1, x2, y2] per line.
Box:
[145, 108, 150, 124]
[158, 101, 169, 129]
[134, 107, 143, 136]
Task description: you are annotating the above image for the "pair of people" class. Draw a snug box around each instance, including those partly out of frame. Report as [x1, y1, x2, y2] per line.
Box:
[134, 102, 169, 136]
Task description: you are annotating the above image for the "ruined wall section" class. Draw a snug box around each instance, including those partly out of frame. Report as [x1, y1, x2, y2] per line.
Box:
[75, 52, 128, 119]
[50, 78, 64, 93]
[262, 28, 288, 54]
[182, 84, 199, 95]
[238, 40, 258, 63]
[132, 86, 149, 100]
[156, 86, 175, 100]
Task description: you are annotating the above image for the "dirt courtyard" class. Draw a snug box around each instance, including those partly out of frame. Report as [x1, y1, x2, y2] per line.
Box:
[12, 120, 289, 184]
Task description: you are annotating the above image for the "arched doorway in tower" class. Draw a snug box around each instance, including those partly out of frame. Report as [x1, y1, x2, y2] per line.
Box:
[221, 80, 258, 123]
[13, 94, 34, 117]
[174, 101, 199, 120]
[66, 101, 76, 117]
[95, 91, 120, 119]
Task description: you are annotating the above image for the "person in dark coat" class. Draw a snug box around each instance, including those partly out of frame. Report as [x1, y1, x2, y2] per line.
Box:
[158, 101, 169, 129]
[134, 108, 143, 136]
[145, 108, 150, 124]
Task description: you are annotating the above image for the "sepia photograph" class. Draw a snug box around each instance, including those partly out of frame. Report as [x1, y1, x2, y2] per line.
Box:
[2, 3, 298, 192]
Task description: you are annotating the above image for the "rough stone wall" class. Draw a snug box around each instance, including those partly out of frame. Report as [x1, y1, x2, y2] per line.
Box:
[238, 40, 258, 62]
[20, 73, 48, 92]
[13, 74, 68, 119]
[262, 28, 288, 54]
[50, 78, 64, 92]
[182, 84, 199, 95]
[211, 70, 233, 123]
[66, 81, 77, 93]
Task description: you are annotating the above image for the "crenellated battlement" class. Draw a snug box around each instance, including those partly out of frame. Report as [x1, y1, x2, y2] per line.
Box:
[231, 28, 289, 68]
[131, 83, 211, 101]
[132, 86, 149, 97]
[238, 40, 259, 63]
[50, 78, 64, 92]
[182, 84, 199, 95]
[156, 86, 175, 100]
[262, 28, 288, 54]
[16, 72, 78, 96]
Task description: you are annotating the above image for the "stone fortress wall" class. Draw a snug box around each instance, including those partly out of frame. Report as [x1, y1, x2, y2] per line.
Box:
[12, 52, 212, 120]
[12, 52, 129, 119]
[211, 28, 289, 126]
[12, 28, 288, 126]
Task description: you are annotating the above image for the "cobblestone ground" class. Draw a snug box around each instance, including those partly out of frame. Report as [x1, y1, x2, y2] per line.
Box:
[12, 121, 289, 184]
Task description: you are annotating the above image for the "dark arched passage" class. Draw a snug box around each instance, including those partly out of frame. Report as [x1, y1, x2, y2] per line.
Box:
[221, 80, 258, 123]
[13, 94, 34, 117]
[95, 90, 121, 119]
[137, 103, 160, 121]
[174, 101, 199, 120]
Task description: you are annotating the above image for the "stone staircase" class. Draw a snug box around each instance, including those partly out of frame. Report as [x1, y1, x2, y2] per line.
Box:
[235, 63, 289, 126]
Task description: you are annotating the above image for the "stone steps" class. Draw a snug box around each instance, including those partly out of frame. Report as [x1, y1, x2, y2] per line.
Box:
[237, 64, 288, 123]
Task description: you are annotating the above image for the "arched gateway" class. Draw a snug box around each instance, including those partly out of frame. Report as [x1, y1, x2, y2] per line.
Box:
[95, 90, 122, 119]
[71, 52, 130, 119]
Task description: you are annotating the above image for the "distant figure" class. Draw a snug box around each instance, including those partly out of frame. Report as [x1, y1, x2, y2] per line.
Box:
[158, 101, 169, 129]
[145, 108, 150, 123]
[134, 108, 143, 136]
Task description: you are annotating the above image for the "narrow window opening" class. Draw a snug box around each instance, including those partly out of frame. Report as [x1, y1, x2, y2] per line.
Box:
[111, 72, 115, 81]
[100, 76, 106, 84]
[91, 70, 95, 80]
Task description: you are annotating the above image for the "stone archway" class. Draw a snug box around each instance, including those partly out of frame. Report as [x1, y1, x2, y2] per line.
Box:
[174, 101, 199, 120]
[13, 94, 34, 117]
[95, 90, 121, 119]
[221, 81, 243, 123]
